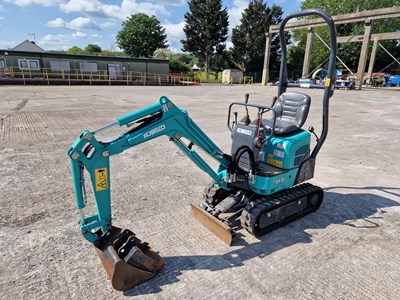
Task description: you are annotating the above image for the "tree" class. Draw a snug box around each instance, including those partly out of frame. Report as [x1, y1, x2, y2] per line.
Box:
[181, 0, 229, 80]
[66, 46, 84, 55]
[231, 1, 283, 77]
[153, 48, 195, 73]
[85, 44, 102, 54]
[153, 48, 173, 60]
[290, 0, 400, 74]
[116, 13, 168, 58]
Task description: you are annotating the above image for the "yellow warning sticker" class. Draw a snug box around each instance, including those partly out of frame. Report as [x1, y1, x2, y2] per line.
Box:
[268, 154, 283, 168]
[95, 168, 108, 191]
[325, 77, 331, 86]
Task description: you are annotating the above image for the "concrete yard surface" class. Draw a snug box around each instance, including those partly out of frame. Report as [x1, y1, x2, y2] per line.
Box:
[0, 85, 399, 300]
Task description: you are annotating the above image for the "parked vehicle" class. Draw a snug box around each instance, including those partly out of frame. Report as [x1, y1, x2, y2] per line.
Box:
[385, 75, 400, 87]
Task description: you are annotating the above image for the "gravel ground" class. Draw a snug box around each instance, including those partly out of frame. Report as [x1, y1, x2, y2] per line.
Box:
[0, 84, 399, 300]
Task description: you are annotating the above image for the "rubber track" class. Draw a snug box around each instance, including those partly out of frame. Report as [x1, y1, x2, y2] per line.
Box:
[203, 181, 231, 208]
[241, 183, 323, 237]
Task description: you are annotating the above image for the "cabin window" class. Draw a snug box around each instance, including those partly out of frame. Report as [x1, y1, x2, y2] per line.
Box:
[0, 59, 5, 68]
[29, 60, 39, 70]
[107, 63, 123, 80]
[79, 62, 98, 73]
[18, 59, 40, 70]
[50, 60, 71, 72]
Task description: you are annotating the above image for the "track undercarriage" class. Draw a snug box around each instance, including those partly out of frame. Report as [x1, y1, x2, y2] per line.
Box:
[191, 182, 324, 244]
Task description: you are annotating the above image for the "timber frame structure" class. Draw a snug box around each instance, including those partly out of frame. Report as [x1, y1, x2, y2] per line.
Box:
[262, 7, 400, 89]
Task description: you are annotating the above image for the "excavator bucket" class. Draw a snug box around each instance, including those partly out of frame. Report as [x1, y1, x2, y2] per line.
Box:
[94, 226, 165, 291]
[190, 202, 234, 246]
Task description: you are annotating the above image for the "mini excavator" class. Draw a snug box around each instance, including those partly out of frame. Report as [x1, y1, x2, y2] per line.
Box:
[68, 9, 337, 291]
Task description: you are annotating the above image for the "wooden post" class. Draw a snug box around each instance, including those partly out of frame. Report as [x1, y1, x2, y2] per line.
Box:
[261, 32, 272, 85]
[366, 36, 379, 85]
[302, 27, 315, 78]
[45, 68, 49, 85]
[355, 20, 373, 90]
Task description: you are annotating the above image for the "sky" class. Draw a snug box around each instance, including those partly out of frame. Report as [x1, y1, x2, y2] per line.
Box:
[0, 0, 303, 52]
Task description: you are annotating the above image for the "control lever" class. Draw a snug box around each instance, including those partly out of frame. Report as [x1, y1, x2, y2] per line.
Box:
[232, 111, 238, 128]
[308, 126, 320, 141]
[271, 96, 277, 106]
[239, 93, 251, 125]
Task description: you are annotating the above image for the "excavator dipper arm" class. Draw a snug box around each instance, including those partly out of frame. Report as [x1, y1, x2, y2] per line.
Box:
[69, 95, 230, 242]
[68, 96, 232, 291]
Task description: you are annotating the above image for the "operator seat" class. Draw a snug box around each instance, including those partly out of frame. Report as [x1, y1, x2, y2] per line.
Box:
[263, 92, 311, 135]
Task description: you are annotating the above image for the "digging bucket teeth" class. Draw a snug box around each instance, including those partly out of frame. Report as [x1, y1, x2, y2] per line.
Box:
[190, 202, 234, 246]
[94, 226, 165, 291]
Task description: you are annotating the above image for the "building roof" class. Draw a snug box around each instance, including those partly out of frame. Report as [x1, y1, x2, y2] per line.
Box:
[12, 40, 45, 53]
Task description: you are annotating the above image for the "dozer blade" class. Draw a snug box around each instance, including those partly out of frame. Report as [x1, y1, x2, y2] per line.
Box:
[94, 226, 165, 291]
[190, 202, 234, 246]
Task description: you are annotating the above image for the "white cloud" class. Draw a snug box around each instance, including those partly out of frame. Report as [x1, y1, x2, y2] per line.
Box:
[39, 32, 88, 50]
[228, 0, 248, 30]
[69, 17, 100, 30]
[3, 0, 63, 7]
[60, 0, 119, 18]
[163, 21, 185, 52]
[0, 40, 17, 49]
[97, 20, 116, 29]
[46, 17, 66, 28]
[145, 0, 185, 6]
[0, 6, 4, 28]
[39, 34, 69, 49]
[72, 31, 88, 39]
[47, 17, 101, 31]
[60, 0, 170, 20]
[121, 0, 170, 17]
[91, 34, 102, 39]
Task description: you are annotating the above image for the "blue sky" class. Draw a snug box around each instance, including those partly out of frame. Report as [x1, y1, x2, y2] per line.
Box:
[0, 0, 302, 52]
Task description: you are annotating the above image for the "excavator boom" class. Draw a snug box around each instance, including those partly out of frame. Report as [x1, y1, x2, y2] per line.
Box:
[68, 96, 233, 290]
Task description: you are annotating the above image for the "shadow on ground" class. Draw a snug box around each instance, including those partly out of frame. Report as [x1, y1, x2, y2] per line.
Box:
[124, 186, 400, 297]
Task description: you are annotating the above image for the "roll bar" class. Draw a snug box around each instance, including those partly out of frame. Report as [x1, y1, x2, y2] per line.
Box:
[277, 9, 337, 158]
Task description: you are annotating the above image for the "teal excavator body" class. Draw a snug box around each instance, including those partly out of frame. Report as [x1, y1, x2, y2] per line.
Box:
[68, 8, 337, 292]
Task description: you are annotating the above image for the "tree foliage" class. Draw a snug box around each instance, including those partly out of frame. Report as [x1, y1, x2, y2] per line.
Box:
[153, 48, 173, 60]
[231, 1, 283, 75]
[66, 46, 84, 55]
[116, 13, 168, 58]
[153, 48, 197, 73]
[84, 44, 102, 54]
[289, 0, 400, 75]
[66, 45, 119, 57]
[181, 0, 229, 79]
[300, 0, 399, 18]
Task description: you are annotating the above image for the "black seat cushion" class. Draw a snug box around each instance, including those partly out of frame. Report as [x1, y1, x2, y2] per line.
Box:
[263, 92, 311, 135]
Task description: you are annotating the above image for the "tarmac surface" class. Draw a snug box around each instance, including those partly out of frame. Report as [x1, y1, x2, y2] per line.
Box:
[0, 84, 399, 300]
